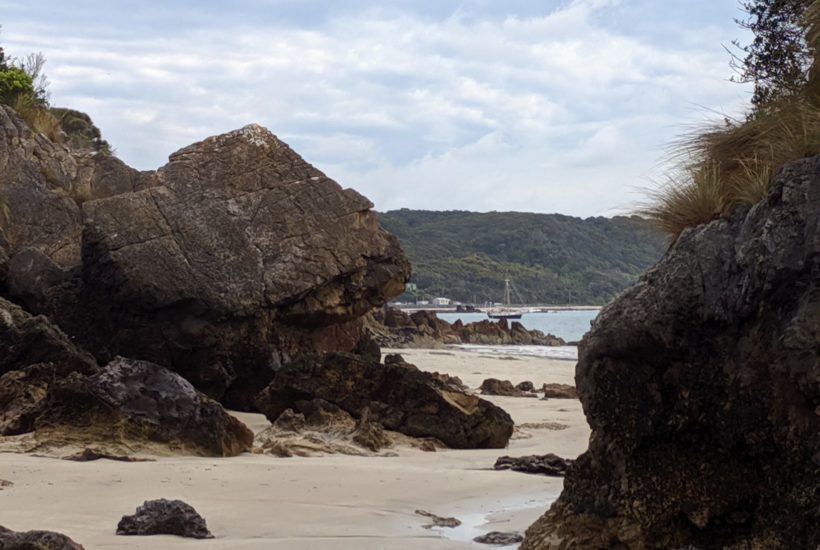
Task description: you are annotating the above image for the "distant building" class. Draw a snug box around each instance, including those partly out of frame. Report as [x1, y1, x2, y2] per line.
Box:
[432, 297, 451, 306]
[416, 300, 430, 306]
[405, 283, 418, 292]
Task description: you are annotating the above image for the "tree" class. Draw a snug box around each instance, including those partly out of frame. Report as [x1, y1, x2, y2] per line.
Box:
[731, 0, 813, 108]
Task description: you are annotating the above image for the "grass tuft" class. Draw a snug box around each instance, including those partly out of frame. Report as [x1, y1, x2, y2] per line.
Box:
[10, 93, 62, 142]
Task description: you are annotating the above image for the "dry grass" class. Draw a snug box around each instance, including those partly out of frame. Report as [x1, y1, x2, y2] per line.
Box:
[642, 0, 820, 241]
[10, 94, 62, 143]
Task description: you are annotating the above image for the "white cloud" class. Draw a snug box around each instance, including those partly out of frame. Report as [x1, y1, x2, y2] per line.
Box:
[1, 0, 752, 216]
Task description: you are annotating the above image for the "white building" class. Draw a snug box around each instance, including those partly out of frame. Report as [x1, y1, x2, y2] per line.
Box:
[432, 297, 451, 306]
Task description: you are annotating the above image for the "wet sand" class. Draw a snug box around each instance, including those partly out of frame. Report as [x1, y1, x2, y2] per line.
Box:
[0, 349, 589, 549]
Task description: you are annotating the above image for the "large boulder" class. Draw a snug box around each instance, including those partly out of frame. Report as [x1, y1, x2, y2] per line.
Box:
[0, 108, 410, 409]
[522, 158, 820, 548]
[1, 357, 253, 456]
[256, 353, 514, 449]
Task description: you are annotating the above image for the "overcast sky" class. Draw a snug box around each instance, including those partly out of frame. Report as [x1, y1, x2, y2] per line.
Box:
[1, 0, 752, 216]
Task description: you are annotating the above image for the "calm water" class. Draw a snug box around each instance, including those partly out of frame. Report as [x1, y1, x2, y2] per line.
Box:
[437, 309, 599, 343]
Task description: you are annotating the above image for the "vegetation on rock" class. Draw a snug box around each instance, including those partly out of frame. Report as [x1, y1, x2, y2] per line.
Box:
[642, 0, 820, 240]
[379, 209, 665, 305]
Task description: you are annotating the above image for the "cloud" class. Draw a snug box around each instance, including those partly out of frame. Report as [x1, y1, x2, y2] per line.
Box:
[0, 0, 752, 216]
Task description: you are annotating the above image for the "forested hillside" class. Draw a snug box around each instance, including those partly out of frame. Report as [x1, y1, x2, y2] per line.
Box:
[378, 210, 666, 305]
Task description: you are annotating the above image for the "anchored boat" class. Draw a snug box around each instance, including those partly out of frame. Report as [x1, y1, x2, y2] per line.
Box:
[486, 278, 523, 320]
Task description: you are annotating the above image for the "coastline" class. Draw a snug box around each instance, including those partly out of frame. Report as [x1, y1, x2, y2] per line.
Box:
[0, 348, 589, 549]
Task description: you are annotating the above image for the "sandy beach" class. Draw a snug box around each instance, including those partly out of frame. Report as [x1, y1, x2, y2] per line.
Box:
[0, 349, 590, 549]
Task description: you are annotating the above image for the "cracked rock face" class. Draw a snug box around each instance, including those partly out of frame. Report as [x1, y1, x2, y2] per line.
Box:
[0, 109, 410, 409]
[522, 157, 820, 549]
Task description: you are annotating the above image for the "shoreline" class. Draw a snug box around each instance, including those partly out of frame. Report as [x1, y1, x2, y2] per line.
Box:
[0, 349, 589, 549]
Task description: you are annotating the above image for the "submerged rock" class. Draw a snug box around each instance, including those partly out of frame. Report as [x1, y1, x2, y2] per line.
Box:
[522, 157, 820, 549]
[256, 353, 514, 449]
[0, 525, 84, 549]
[117, 499, 213, 539]
[415, 510, 462, 529]
[494, 454, 573, 477]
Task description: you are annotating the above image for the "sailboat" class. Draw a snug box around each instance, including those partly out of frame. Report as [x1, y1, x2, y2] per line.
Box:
[486, 278, 523, 320]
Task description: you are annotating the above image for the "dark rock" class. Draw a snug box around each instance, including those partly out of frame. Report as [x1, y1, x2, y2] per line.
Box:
[116, 499, 213, 539]
[0, 526, 85, 549]
[415, 510, 461, 529]
[31, 357, 253, 456]
[62, 449, 154, 462]
[494, 454, 573, 476]
[473, 531, 524, 545]
[540, 383, 578, 399]
[479, 378, 537, 398]
[522, 157, 820, 549]
[0, 296, 97, 378]
[366, 307, 566, 348]
[256, 352, 514, 449]
[516, 381, 535, 392]
[0, 364, 71, 436]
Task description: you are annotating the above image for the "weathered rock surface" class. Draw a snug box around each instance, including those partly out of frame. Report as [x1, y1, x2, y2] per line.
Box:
[479, 378, 537, 398]
[494, 454, 573, 477]
[367, 308, 565, 348]
[540, 383, 578, 399]
[256, 353, 514, 449]
[516, 380, 535, 392]
[0, 106, 410, 409]
[254, 399, 397, 457]
[117, 499, 213, 539]
[0, 525, 85, 549]
[522, 158, 820, 549]
[0, 357, 253, 456]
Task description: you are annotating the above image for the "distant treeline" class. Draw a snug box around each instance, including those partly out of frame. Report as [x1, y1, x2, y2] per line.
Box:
[378, 209, 666, 306]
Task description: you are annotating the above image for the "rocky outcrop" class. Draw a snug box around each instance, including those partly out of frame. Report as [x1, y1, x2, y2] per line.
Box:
[479, 378, 537, 398]
[254, 399, 397, 457]
[474, 531, 524, 545]
[494, 454, 573, 477]
[256, 353, 514, 449]
[117, 499, 213, 539]
[0, 105, 410, 409]
[367, 308, 565, 348]
[0, 525, 85, 549]
[0, 357, 253, 456]
[522, 158, 820, 549]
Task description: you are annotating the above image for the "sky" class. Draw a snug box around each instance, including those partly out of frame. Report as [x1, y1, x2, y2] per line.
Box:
[0, 0, 753, 217]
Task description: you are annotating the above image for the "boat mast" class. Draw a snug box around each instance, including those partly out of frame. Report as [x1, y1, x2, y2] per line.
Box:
[504, 278, 511, 306]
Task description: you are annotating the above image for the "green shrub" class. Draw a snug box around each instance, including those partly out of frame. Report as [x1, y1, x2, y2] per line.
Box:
[0, 67, 34, 104]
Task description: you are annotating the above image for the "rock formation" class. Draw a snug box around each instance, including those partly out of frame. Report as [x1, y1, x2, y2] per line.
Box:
[522, 158, 820, 549]
[367, 308, 565, 348]
[0, 357, 253, 456]
[256, 353, 514, 449]
[540, 383, 578, 399]
[479, 378, 538, 398]
[0, 105, 410, 409]
[117, 499, 213, 539]
[0, 525, 85, 549]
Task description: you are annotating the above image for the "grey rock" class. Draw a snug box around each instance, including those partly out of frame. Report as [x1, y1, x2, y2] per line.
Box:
[117, 499, 213, 539]
[473, 531, 524, 545]
[494, 453, 573, 477]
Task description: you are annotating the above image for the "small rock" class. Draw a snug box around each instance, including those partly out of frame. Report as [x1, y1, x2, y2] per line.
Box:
[0, 479, 12, 490]
[415, 510, 461, 528]
[473, 531, 524, 545]
[516, 381, 535, 392]
[117, 499, 213, 539]
[540, 383, 578, 399]
[494, 454, 573, 477]
[0, 525, 85, 549]
[480, 378, 537, 398]
[62, 449, 155, 462]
